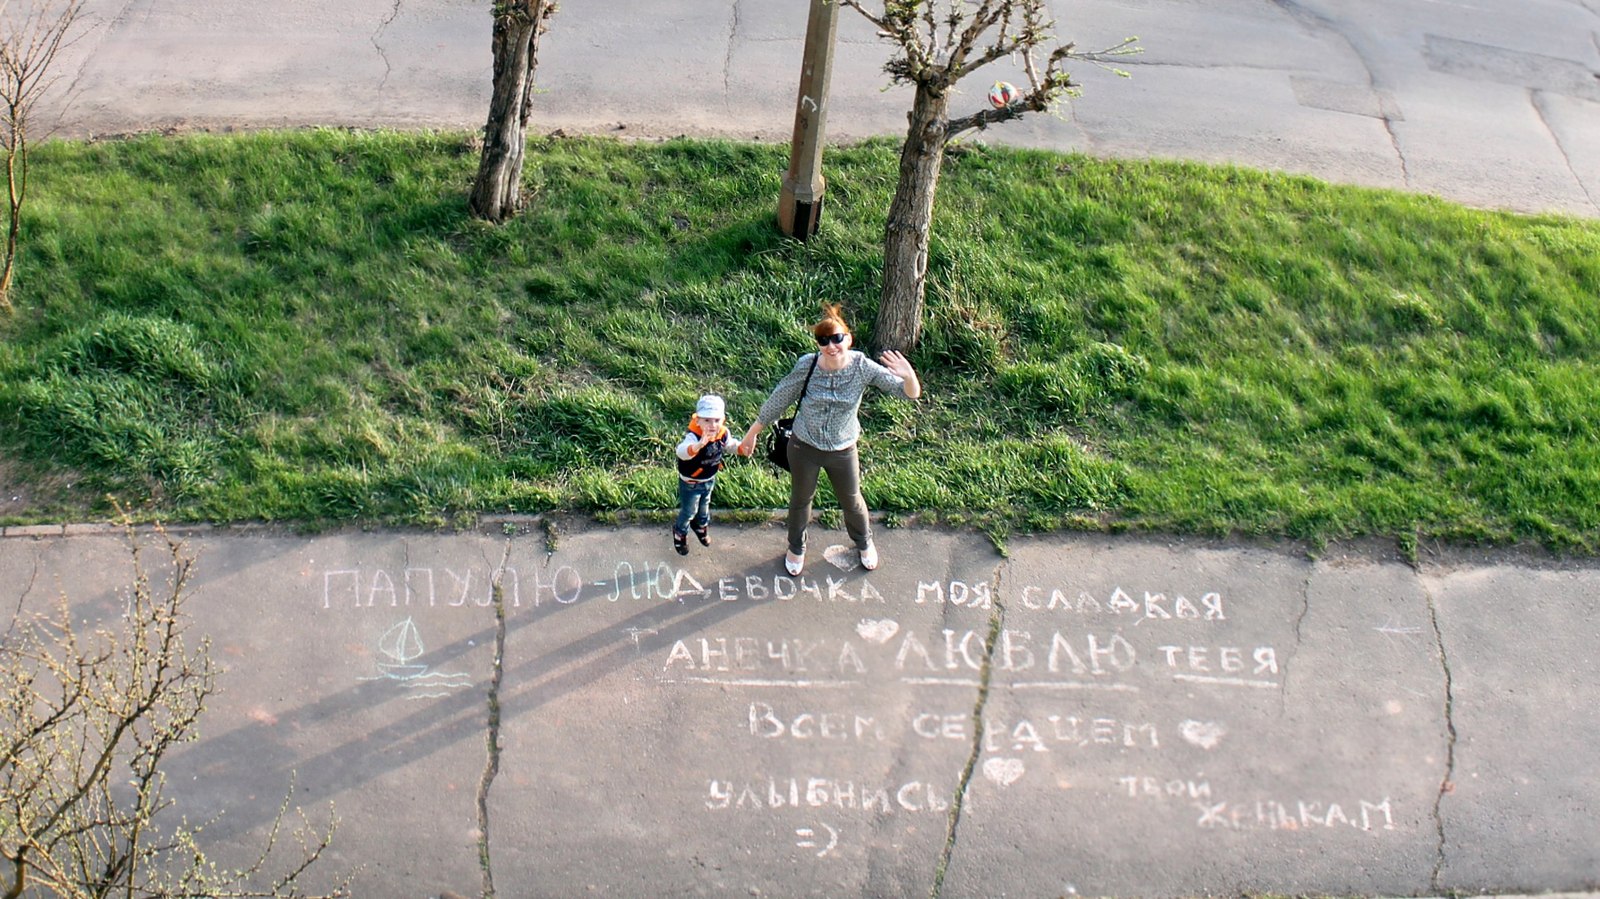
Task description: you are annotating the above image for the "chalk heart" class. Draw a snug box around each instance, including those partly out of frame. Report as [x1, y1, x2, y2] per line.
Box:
[855, 618, 900, 644]
[982, 757, 1026, 788]
[822, 544, 860, 572]
[1180, 719, 1226, 750]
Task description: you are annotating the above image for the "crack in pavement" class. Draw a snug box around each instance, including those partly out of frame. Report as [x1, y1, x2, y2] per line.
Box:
[1532, 88, 1600, 213]
[473, 538, 514, 898]
[1280, 564, 1314, 710]
[723, 0, 742, 108]
[3, 546, 43, 643]
[1424, 576, 1456, 893]
[929, 561, 1005, 899]
[1110, 59, 1319, 75]
[1268, 0, 1410, 186]
[372, 0, 403, 92]
[541, 518, 560, 564]
[105, 0, 151, 29]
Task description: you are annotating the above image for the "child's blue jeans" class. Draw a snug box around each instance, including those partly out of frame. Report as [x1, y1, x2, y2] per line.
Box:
[674, 478, 715, 535]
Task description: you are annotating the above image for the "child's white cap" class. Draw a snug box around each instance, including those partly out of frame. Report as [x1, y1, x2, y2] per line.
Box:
[695, 395, 725, 419]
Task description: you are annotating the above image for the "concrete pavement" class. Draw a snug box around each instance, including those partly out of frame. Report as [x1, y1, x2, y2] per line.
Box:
[43, 0, 1600, 217]
[3, 520, 1597, 896]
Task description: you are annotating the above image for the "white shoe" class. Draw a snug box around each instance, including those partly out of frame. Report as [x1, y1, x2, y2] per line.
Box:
[859, 541, 878, 571]
[784, 551, 804, 576]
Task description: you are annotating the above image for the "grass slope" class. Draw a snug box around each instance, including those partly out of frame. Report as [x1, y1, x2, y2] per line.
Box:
[1, 129, 1598, 550]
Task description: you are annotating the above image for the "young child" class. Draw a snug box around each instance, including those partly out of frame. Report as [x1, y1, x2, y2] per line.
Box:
[673, 394, 736, 556]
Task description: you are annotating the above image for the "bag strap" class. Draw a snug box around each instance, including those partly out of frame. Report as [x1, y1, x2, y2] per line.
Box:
[794, 353, 819, 413]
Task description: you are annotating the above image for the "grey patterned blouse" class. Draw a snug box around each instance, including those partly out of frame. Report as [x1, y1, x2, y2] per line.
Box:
[756, 351, 908, 452]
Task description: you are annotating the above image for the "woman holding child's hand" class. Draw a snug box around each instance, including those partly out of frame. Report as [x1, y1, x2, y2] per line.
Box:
[738, 304, 921, 576]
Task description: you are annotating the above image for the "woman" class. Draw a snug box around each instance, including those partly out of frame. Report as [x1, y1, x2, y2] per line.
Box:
[736, 304, 921, 575]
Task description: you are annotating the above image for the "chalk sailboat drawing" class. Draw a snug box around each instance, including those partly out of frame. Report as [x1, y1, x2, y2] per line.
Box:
[360, 616, 473, 700]
[376, 618, 428, 678]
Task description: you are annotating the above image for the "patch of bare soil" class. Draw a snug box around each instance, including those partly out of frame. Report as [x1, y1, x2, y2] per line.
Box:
[0, 456, 92, 523]
[0, 456, 31, 518]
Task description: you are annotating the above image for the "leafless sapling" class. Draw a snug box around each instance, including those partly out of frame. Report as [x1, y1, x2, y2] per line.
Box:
[0, 527, 347, 899]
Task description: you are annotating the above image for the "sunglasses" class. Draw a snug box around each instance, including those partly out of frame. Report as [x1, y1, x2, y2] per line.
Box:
[816, 332, 849, 346]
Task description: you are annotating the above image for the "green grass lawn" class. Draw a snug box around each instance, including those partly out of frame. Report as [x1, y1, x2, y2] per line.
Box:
[2, 129, 1598, 551]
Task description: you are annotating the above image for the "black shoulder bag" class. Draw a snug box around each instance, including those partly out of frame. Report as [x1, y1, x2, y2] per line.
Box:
[766, 354, 818, 472]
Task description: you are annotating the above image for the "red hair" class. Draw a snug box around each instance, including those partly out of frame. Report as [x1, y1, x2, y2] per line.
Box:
[812, 303, 849, 341]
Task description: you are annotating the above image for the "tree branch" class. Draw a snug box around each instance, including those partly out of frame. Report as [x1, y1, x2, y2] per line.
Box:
[944, 94, 1041, 140]
[838, 0, 891, 37]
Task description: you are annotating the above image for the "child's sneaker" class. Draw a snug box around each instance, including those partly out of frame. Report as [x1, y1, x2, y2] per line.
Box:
[691, 523, 710, 547]
[784, 551, 804, 576]
[673, 530, 689, 556]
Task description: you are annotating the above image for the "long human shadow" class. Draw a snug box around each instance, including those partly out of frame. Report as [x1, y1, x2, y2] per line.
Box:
[166, 557, 812, 842]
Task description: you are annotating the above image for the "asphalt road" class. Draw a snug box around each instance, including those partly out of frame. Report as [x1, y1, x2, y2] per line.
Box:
[42, 0, 1600, 216]
[3, 520, 1598, 897]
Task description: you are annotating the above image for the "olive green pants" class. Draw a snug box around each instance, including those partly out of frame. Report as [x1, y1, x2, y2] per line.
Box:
[786, 438, 871, 556]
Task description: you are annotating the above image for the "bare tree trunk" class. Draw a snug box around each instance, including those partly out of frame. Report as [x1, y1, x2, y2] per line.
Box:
[2, 127, 24, 305]
[875, 85, 949, 352]
[468, 0, 553, 223]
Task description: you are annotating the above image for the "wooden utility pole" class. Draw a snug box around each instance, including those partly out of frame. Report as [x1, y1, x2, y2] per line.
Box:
[777, 0, 840, 240]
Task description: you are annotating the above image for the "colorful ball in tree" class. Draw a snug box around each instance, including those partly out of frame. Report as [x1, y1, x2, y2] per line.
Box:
[988, 81, 1021, 109]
